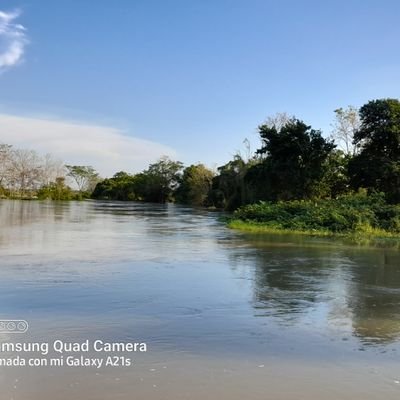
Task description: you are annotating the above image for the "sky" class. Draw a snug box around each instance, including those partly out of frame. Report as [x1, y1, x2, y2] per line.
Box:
[1, 0, 400, 177]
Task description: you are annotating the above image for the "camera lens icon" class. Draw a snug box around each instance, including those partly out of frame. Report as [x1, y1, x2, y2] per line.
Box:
[17, 321, 28, 331]
[7, 322, 16, 331]
[0, 320, 29, 334]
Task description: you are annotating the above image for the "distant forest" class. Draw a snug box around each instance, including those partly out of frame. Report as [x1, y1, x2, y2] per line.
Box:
[1, 98, 400, 212]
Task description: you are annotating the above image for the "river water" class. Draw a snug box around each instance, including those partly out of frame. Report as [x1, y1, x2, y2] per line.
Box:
[0, 200, 399, 399]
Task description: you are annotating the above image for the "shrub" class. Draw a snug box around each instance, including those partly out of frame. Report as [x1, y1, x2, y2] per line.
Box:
[232, 192, 400, 235]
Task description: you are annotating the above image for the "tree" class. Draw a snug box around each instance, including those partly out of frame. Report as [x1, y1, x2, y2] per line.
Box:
[92, 171, 137, 200]
[349, 98, 400, 202]
[254, 119, 335, 200]
[0, 143, 12, 188]
[264, 112, 295, 131]
[136, 157, 184, 203]
[37, 177, 74, 200]
[66, 165, 99, 193]
[40, 154, 66, 187]
[175, 164, 214, 206]
[319, 149, 350, 198]
[8, 149, 43, 196]
[1, 145, 67, 198]
[331, 106, 360, 156]
[209, 155, 251, 210]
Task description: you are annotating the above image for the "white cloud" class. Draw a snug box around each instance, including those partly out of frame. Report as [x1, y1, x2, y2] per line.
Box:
[0, 9, 28, 72]
[0, 114, 177, 177]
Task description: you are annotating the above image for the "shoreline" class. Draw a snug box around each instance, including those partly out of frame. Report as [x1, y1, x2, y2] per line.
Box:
[227, 219, 400, 246]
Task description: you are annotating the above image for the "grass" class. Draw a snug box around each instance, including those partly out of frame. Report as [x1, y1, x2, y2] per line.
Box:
[228, 219, 337, 236]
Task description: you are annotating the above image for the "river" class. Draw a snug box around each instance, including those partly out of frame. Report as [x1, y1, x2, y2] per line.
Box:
[0, 200, 399, 399]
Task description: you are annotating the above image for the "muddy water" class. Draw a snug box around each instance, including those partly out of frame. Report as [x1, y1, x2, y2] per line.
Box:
[0, 200, 400, 399]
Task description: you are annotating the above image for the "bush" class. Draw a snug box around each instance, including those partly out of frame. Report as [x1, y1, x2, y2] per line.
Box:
[36, 178, 77, 200]
[232, 192, 400, 234]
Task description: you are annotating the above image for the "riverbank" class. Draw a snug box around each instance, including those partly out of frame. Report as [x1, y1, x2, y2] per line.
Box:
[227, 193, 400, 245]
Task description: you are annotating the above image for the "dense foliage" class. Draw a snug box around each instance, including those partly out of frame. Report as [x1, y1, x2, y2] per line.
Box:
[36, 177, 80, 200]
[89, 171, 136, 201]
[251, 119, 335, 201]
[92, 157, 185, 203]
[349, 99, 400, 203]
[208, 156, 251, 210]
[175, 164, 214, 206]
[231, 192, 400, 235]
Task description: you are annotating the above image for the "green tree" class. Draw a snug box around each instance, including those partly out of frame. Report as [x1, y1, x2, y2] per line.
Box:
[349, 98, 400, 202]
[254, 119, 335, 200]
[136, 157, 184, 203]
[66, 165, 99, 194]
[176, 164, 214, 206]
[209, 155, 250, 210]
[37, 177, 75, 200]
[319, 150, 350, 198]
[92, 171, 137, 200]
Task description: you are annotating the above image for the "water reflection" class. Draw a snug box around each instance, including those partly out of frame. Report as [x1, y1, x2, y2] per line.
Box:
[346, 252, 400, 344]
[234, 233, 400, 345]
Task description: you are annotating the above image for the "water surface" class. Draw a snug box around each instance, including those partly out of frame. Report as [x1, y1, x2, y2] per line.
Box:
[0, 200, 400, 399]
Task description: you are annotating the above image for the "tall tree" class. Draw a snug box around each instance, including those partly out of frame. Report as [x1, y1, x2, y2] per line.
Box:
[331, 106, 360, 156]
[66, 165, 99, 192]
[40, 154, 66, 186]
[209, 156, 249, 210]
[176, 164, 214, 206]
[136, 157, 184, 203]
[255, 119, 335, 200]
[349, 98, 400, 202]
[8, 149, 43, 195]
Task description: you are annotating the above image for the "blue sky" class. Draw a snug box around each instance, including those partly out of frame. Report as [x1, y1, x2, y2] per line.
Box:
[1, 0, 400, 176]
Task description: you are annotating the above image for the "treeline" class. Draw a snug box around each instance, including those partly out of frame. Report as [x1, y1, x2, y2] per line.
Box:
[0, 144, 63, 198]
[209, 98, 400, 209]
[91, 158, 214, 205]
[2, 98, 400, 211]
[93, 98, 400, 211]
[0, 144, 99, 200]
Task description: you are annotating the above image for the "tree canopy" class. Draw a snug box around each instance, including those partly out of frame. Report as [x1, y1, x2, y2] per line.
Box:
[175, 164, 214, 206]
[253, 119, 335, 200]
[66, 165, 99, 193]
[349, 98, 400, 202]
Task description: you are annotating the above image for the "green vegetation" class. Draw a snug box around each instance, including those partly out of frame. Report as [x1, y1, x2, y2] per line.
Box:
[349, 99, 400, 203]
[36, 177, 81, 200]
[66, 165, 100, 196]
[247, 118, 335, 202]
[229, 192, 400, 239]
[135, 157, 183, 203]
[175, 164, 214, 206]
[3, 97, 400, 242]
[91, 171, 137, 201]
[207, 156, 252, 210]
[219, 98, 400, 242]
[92, 157, 185, 203]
